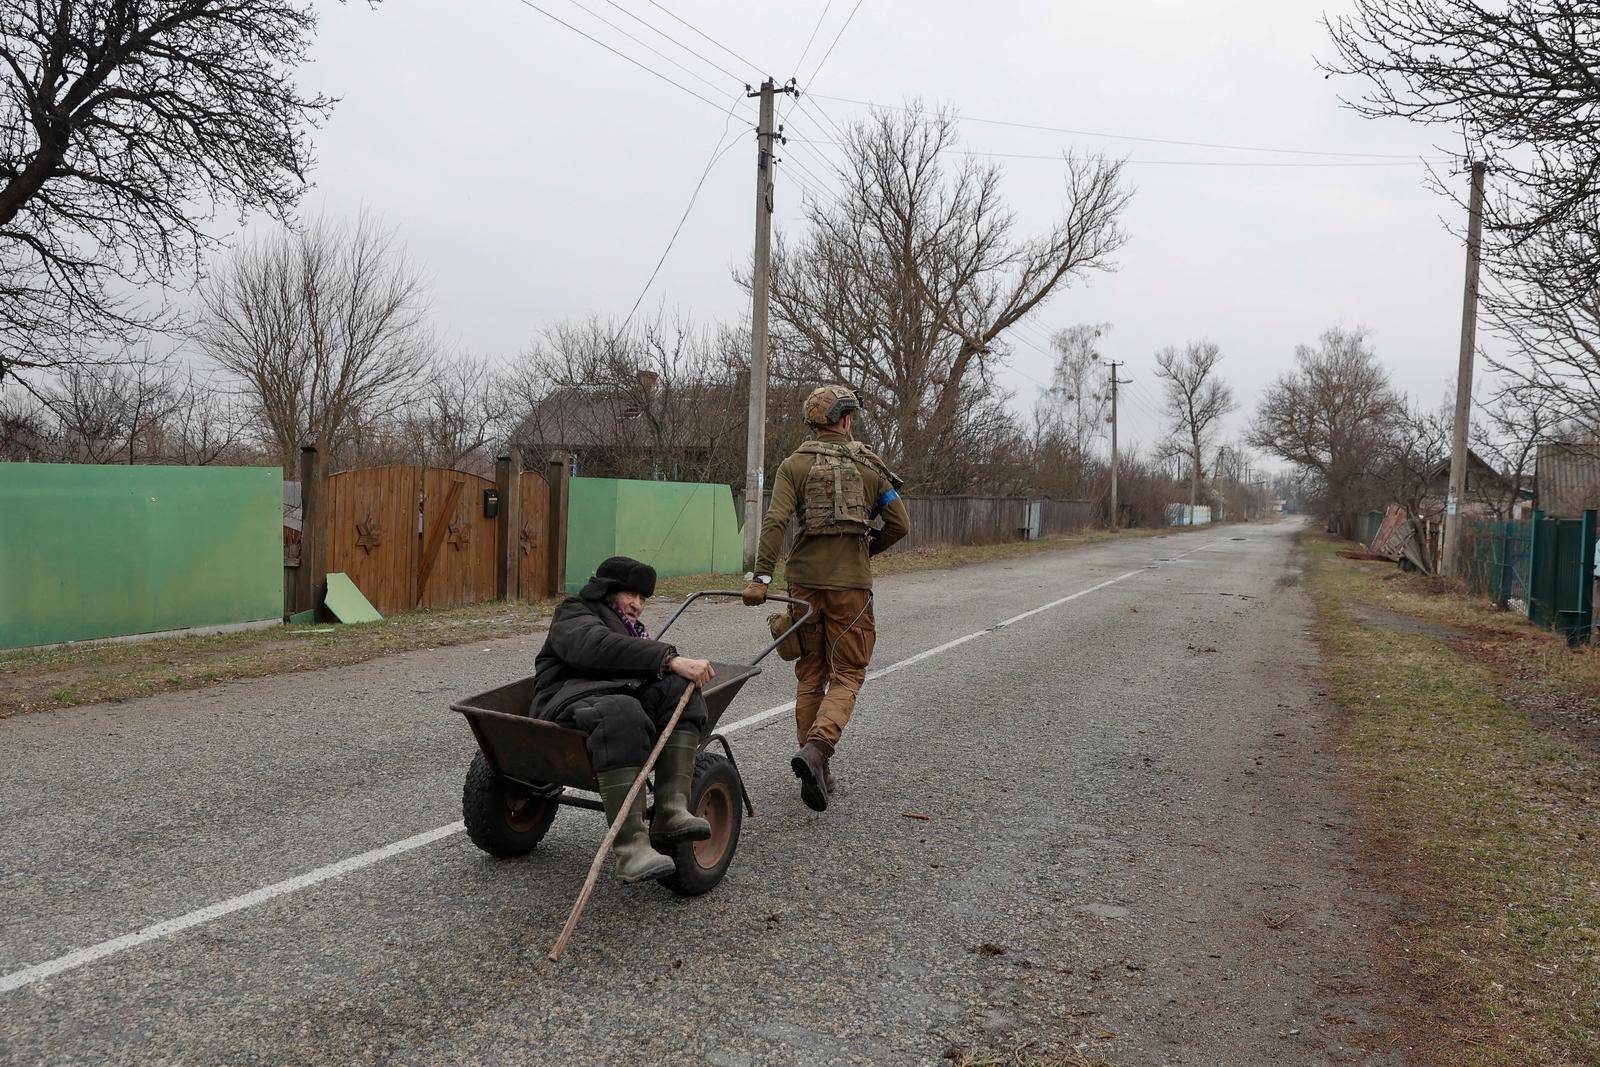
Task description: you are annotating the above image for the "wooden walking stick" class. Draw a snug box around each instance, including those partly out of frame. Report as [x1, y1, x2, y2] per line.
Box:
[548, 681, 698, 963]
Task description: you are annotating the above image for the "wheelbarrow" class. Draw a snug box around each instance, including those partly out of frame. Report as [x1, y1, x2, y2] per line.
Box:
[451, 591, 811, 896]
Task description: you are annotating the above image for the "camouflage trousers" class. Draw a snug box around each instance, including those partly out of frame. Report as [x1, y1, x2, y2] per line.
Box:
[786, 584, 876, 753]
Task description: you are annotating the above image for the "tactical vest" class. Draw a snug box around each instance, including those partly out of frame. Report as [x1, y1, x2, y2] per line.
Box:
[796, 441, 874, 537]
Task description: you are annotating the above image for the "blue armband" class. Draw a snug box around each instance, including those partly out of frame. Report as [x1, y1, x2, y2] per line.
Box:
[871, 488, 899, 517]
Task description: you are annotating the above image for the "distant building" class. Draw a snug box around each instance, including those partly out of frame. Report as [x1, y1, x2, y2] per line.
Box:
[1417, 449, 1525, 520]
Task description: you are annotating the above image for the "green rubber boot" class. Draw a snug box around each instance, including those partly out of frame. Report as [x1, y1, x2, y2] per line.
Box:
[651, 731, 712, 844]
[596, 768, 677, 884]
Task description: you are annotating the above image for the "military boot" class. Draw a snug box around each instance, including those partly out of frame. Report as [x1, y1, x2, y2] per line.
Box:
[790, 740, 832, 812]
[596, 768, 677, 884]
[651, 731, 711, 844]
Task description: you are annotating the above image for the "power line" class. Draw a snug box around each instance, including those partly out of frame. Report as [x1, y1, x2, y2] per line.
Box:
[796, 91, 857, 150]
[507, 0, 733, 113]
[566, 0, 732, 95]
[803, 0, 864, 86]
[787, 137, 1445, 168]
[598, 0, 746, 84]
[791, 0, 836, 76]
[616, 93, 750, 335]
[809, 92, 1438, 160]
[643, 0, 761, 75]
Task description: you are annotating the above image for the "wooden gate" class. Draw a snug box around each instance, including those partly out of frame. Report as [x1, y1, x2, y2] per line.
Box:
[324, 466, 421, 616]
[518, 469, 552, 601]
[319, 460, 561, 617]
[419, 468, 500, 609]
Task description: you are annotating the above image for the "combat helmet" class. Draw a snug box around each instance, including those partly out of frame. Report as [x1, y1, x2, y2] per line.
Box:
[803, 384, 861, 428]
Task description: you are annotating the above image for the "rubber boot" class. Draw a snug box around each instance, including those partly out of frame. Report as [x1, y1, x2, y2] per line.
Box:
[596, 768, 677, 884]
[651, 731, 711, 844]
[791, 740, 832, 812]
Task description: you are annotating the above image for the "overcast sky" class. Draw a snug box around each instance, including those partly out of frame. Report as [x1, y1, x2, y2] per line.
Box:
[288, 0, 1468, 459]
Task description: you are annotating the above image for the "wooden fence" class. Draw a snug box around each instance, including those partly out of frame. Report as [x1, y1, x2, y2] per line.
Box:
[284, 447, 569, 620]
[739, 493, 1093, 557]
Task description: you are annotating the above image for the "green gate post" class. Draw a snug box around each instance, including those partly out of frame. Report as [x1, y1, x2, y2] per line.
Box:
[1528, 509, 1543, 622]
[1580, 509, 1596, 644]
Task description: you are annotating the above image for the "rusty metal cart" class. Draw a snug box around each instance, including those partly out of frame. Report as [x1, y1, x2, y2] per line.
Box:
[451, 591, 810, 896]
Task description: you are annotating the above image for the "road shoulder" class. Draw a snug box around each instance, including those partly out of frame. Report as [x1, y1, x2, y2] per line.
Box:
[1304, 530, 1600, 1064]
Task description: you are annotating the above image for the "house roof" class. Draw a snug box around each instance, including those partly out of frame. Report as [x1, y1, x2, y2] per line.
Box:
[1537, 441, 1600, 518]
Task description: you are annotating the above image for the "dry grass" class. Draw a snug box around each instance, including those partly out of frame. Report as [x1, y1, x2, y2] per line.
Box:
[0, 523, 1202, 719]
[1304, 531, 1600, 1065]
[0, 599, 555, 719]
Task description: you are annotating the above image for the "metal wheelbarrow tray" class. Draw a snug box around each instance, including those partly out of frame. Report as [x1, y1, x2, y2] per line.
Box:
[450, 591, 810, 897]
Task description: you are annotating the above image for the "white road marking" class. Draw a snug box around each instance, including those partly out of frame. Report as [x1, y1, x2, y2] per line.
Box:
[0, 823, 463, 994]
[0, 534, 1237, 994]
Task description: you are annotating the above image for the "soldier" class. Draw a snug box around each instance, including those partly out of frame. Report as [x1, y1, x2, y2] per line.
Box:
[742, 385, 911, 811]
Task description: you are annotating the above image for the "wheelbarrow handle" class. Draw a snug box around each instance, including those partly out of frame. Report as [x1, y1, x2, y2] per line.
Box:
[655, 590, 815, 667]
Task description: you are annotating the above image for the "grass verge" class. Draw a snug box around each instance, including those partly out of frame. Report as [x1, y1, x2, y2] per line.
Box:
[1303, 530, 1600, 1064]
[0, 523, 1207, 720]
[0, 600, 555, 719]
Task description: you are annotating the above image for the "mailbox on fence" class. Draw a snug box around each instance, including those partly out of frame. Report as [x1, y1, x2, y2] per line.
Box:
[483, 488, 500, 519]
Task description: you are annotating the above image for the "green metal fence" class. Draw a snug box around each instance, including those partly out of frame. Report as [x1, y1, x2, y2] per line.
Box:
[563, 477, 742, 594]
[0, 462, 283, 649]
[1459, 510, 1595, 644]
[1459, 519, 1531, 608]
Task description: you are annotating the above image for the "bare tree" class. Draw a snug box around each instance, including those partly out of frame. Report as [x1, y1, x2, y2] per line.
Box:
[1324, 2, 1600, 302]
[1472, 377, 1553, 515]
[196, 212, 434, 471]
[1377, 398, 1453, 569]
[401, 353, 513, 474]
[1248, 327, 1404, 536]
[39, 356, 182, 463]
[762, 103, 1131, 493]
[162, 368, 251, 465]
[1027, 323, 1111, 500]
[0, 1, 364, 389]
[1484, 257, 1600, 449]
[1155, 340, 1235, 512]
[0, 390, 55, 460]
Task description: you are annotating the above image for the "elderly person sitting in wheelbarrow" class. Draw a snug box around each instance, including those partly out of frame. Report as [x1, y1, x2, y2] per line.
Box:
[530, 555, 718, 884]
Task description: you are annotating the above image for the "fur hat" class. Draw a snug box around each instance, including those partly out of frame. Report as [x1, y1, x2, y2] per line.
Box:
[578, 555, 657, 600]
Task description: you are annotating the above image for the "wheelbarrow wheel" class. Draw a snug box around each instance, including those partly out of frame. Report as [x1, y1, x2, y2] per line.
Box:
[462, 751, 560, 858]
[660, 752, 742, 897]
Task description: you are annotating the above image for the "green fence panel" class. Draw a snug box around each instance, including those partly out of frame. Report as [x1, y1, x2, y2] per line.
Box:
[0, 463, 282, 649]
[1554, 513, 1589, 642]
[563, 478, 742, 593]
[1529, 514, 1558, 630]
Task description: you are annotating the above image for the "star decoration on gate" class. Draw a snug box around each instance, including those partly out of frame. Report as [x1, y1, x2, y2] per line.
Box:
[355, 511, 383, 552]
[446, 511, 471, 550]
[519, 522, 537, 556]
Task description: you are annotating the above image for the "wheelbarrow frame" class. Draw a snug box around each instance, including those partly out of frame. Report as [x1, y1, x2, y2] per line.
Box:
[451, 591, 810, 828]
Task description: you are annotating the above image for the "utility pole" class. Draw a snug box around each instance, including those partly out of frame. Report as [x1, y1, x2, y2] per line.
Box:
[1440, 160, 1487, 577]
[742, 77, 797, 569]
[1105, 360, 1128, 529]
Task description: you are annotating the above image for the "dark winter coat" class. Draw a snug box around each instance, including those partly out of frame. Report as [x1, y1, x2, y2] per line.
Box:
[528, 594, 678, 720]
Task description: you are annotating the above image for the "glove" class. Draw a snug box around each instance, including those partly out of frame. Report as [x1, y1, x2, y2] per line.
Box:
[868, 527, 886, 556]
[742, 580, 768, 606]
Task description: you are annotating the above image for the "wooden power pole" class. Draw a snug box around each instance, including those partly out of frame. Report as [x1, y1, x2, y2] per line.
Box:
[741, 78, 793, 569]
[1105, 360, 1128, 528]
[1441, 160, 1487, 576]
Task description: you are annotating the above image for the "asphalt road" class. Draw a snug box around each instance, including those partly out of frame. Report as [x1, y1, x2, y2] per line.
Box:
[0, 521, 1406, 1065]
